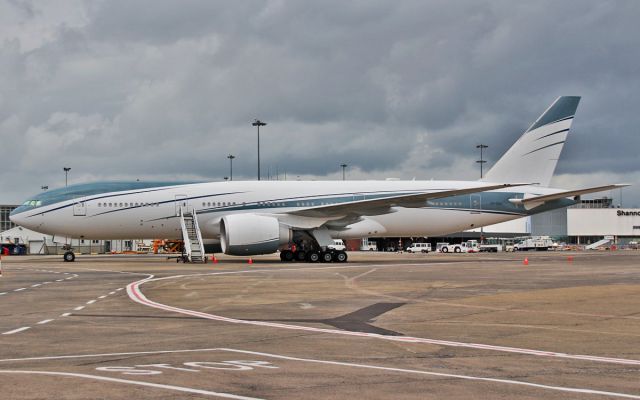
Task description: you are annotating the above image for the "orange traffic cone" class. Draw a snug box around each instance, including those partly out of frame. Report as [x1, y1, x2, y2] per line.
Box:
[567, 255, 574, 262]
[248, 258, 253, 265]
[212, 255, 218, 264]
[523, 258, 529, 266]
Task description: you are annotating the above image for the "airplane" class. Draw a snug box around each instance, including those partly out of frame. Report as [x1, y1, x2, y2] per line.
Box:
[10, 96, 628, 263]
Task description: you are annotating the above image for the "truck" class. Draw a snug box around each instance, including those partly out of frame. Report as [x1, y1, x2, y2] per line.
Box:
[360, 239, 378, 251]
[439, 240, 479, 253]
[479, 244, 503, 252]
[328, 239, 346, 251]
[513, 236, 553, 251]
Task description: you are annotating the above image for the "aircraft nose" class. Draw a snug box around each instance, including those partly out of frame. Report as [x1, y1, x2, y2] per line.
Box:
[9, 210, 26, 227]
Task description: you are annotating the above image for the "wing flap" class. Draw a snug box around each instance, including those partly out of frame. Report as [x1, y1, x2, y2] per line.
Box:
[510, 184, 630, 207]
[289, 183, 530, 218]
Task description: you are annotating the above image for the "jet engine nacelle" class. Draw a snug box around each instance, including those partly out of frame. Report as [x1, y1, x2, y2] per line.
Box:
[220, 214, 291, 256]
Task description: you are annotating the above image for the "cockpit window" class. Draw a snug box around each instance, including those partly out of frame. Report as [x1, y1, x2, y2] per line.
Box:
[22, 200, 42, 207]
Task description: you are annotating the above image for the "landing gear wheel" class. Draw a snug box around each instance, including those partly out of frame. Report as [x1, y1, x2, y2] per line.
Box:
[281, 250, 294, 262]
[320, 251, 333, 263]
[307, 252, 320, 263]
[295, 250, 306, 262]
[334, 251, 348, 263]
[63, 251, 75, 262]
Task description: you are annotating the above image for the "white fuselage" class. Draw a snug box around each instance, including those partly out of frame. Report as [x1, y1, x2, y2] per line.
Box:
[11, 180, 564, 241]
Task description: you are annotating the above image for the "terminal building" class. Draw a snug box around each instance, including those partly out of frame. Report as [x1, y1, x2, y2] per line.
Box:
[1, 204, 17, 232]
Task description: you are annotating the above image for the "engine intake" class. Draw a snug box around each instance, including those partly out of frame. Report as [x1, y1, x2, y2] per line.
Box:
[220, 214, 291, 256]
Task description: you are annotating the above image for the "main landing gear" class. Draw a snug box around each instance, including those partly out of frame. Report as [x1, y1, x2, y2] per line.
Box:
[279, 248, 348, 263]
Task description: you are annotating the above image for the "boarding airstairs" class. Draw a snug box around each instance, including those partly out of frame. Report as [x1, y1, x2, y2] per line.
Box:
[585, 238, 612, 250]
[179, 207, 206, 263]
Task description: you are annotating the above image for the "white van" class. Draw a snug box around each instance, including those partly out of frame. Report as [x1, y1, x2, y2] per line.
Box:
[406, 243, 431, 253]
[360, 240, 378, 251]
[328, 239, 346, 251]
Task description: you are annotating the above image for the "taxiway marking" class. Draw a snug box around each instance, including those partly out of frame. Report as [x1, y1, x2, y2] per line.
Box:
[37, 319, 53, 325]
[0, 348, 637, 399]
[2, 327, 30, 335]
[127, 266, 640, 367]
[0, 370, 263, 399]
[220, 348, 640, 399]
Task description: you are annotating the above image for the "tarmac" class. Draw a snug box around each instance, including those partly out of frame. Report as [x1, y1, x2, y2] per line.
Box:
[1, 250, 639, 399]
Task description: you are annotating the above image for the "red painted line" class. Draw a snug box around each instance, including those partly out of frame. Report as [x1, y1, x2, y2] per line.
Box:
[126, 276, 640, 367]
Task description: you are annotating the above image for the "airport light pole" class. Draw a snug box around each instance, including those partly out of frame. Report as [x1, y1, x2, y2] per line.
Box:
[63, 167, 71, 187]
[476, 144, 488, 179]
[475, 144, 488, 244]
[340, 163, 348, 181]
[227, 154, 235, 181]
[252, 119, 267, 180]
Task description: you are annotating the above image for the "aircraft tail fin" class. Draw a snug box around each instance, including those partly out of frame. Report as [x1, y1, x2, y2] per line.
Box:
[484, 96, 581, 187]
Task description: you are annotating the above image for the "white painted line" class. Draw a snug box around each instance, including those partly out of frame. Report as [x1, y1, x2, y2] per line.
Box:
[0, 347, 637, 399]
[108, 291, 116, 295]
[2, 327, 30, 335]
[219, 348, 640, 400]
[86, 300, 96, 305]
[0, 370, 264, 399]
[37, 319, 53, 325]
[0, 348, 221, 363]
[60, 313, 71, 317]
[73, 306, 85, 311]
[116, 288, 124, 291]
[127, 270, 640, 367]
[98, 295, 107, 299]
[14, 288, 26, 292]
[31, 284, 42, 287]
[55, 279, 64, 282]
[0, 292, 6, 296]
[42, 282, 52, 284]
[65, 277, 73, 280]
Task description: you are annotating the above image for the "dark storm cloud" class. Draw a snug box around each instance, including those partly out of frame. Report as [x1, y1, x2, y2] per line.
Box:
[0, 0, 638, 205]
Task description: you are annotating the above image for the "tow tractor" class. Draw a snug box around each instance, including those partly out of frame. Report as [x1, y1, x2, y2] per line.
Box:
[439, 240, 479, 253]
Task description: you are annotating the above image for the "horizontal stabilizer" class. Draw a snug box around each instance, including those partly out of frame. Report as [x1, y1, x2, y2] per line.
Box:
[509, 184, 630, 208]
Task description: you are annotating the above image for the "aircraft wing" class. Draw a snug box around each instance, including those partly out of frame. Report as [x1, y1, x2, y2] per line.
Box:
[509, 184, 630, 209]
[288, 183, 529, 219]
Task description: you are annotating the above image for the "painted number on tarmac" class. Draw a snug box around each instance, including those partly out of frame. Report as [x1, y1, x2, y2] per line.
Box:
[96, 360, 279, 375]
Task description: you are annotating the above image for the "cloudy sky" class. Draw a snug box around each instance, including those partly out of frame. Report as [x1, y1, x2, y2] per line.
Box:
[1, 0, 638, 206]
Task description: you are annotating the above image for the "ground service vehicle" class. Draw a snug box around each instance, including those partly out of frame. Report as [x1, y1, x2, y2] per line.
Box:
[406, 243, 431, 253]
[440, 240, 479, 253]
[514, 236, 553, 251]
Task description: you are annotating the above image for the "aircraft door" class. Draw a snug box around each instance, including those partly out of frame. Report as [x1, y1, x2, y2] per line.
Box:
[175, 195, 188, 216]
[73, 200, 87, 216]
